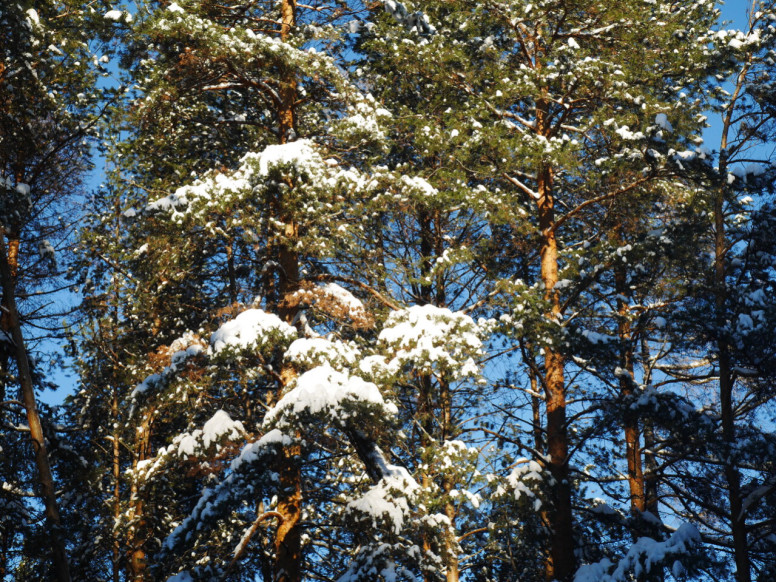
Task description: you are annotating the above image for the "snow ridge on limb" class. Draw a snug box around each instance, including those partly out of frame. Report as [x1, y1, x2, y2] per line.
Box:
[143, 137, 394, 263]
[157, 429, 291, 578]
[210, 308, 297, 357]
[128, 410, 247, 499]
[574, 523, 702, 582]
[263, 364, 398, 431]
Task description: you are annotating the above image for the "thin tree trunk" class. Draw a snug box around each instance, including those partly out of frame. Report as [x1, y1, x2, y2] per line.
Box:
[418, 371, 434, 582]
[536, 161, 575, 582]
[715, 168, 750, 582]
[614, 262, 646, 515]
[439, 378, 459, 582]
[443, 479, 459, 582]
[226, 237, 238, 305]
[528, 359, 544, 454]
[110, 196, 123, 582]
[0, 239, 19, 409]
[112, 389, 122, 582]
[416, 209, 433, 579]
[0, 230, 71, 582]
[639, 337, 660, 522]
[1, 530, 8, 580]
[716, 67, 751, 578]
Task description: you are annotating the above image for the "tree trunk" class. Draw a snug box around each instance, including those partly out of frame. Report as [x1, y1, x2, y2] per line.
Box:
[439, 378, 458, 582]
[272, 4, 303, 579]
[443, 477, 459, 582]
[536, 164, 575, 582]
[1, 530, 8, 580]
[112, 389, 122, 582]
[274, 443, 302, 582]
[127, 411, 151, 582]
[226, 237, 238, 305]
[614, 262, 646, 515]
[519, 341, 545, 454]
[276, 0, 300, 325]
[713, 56, 752, 576]
[418, 371, 434, 582]
[0, 239, 20, 411]
[0, 230, 71, 582]
[639, 338, 660, 522]
[278, 0, 297, 145]
[714, 168, 751, 582]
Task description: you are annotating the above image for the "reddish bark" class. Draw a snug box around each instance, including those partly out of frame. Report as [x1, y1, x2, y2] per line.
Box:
[536, 162, 575, 582]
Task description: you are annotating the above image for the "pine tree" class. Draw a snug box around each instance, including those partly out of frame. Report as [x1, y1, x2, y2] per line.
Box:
[72, 1, 418, 580]
[61, 1, 776, 581]
[354, 1, 718, 579]
[0, 1, 107, 578]
[662, 4, 776, 579]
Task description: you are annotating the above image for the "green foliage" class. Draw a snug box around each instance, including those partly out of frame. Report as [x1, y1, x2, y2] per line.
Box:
[3, 0, 774, 581]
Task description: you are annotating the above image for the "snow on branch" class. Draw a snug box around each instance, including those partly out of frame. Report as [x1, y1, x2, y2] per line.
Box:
[383, 0, 436, 36]
[210, 308, 297, 357]
[346, 464, 420, 535]
[378, 304, 484, 380]
[129, 410, 246, 484]
[130, 332, 207, 404]
[574, 523, 702, 582]
[263, 364, 398, 431]
[161, 428, 291, 556]
[284, 337, 361, 372]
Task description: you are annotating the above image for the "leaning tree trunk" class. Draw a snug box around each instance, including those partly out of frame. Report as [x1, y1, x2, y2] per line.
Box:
[0, 229, 71, 582]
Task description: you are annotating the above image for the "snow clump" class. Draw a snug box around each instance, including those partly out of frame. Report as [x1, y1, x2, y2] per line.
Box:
[175, 410, 245, 458]
[346, 465, 421, 535]
[210, 309, 297, 355]
[378, 305, 483, 379]
[264, 365, 397, 430]
[284, 337, 361, 371]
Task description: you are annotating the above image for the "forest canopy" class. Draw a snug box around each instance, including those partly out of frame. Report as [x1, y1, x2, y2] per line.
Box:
[1, 1, 776, 581]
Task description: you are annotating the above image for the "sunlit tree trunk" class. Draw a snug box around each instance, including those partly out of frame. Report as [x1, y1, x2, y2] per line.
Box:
[271, 3, 304, 580]
[112, 390, 122, 582]
[536, 158, 574, 582]
[127, 409, 152, 582]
